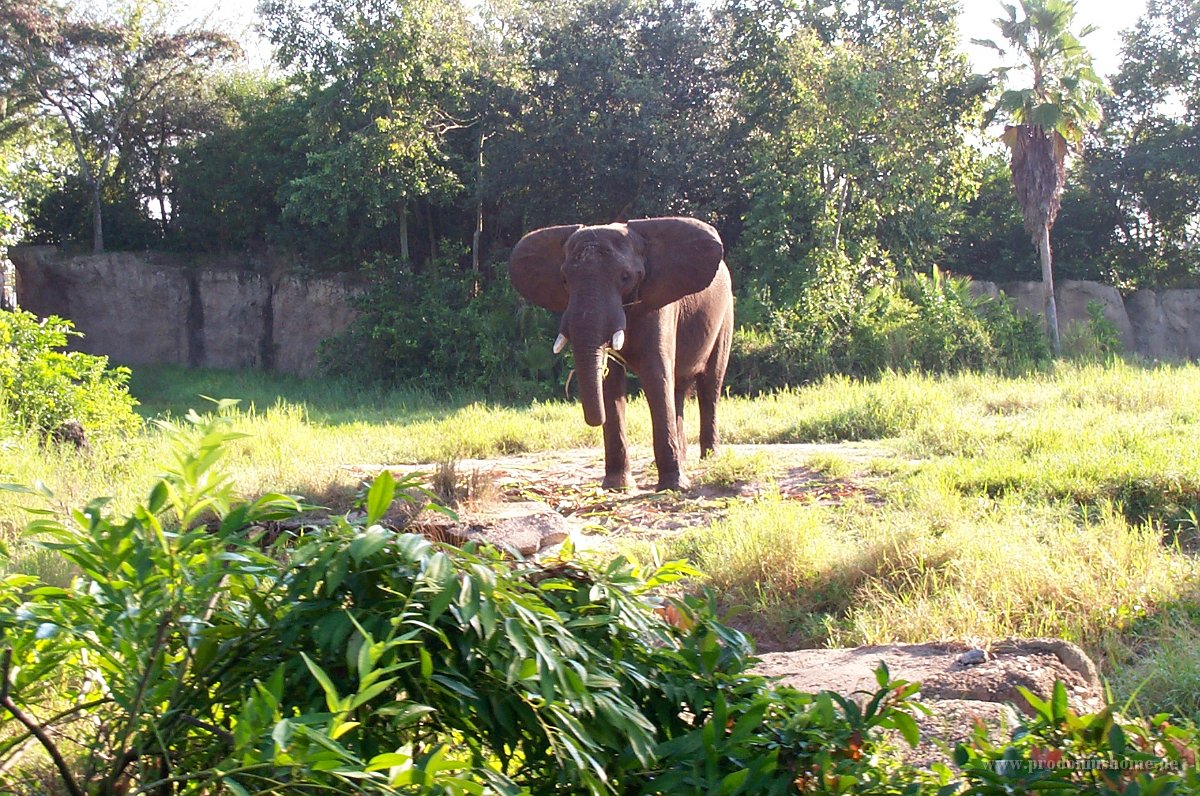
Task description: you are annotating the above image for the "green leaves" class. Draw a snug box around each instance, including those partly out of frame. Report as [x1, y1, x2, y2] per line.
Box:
[952, 681, 1200, 795]
[981, 0, 1108, 144]
[0, 310, 140, 444]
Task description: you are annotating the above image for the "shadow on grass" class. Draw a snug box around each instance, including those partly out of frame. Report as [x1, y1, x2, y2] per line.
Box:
[1107, 588, 1200, 721]
[126, 365, 481, 426]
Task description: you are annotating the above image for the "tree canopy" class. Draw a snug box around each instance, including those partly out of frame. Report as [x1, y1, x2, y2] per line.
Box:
[0, 0, 238, 251]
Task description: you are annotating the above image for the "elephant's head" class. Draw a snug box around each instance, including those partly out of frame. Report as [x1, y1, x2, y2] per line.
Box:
[509, 217, 724, 427]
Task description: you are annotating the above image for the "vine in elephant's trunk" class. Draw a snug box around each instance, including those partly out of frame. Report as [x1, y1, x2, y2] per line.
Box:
[509, 217, 734, 492]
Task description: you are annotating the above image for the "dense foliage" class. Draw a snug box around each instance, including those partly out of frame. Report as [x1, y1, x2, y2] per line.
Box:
[2, 0, 1199, 389]
[0, 309, 140, 443]
[1, 415, 1197, 793]
[728, 268, 1050, 392]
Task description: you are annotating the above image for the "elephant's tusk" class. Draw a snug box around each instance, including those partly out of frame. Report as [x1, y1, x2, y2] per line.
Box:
[553, 334, 567, 354]
[611, 329, 625, 351]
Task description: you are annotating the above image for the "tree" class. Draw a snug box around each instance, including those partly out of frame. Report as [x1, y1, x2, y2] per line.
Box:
[724, 0, 984, 314]
[0, 0, 238, 252]
[1082, 0, 1200, 287]
[489, 0, 735, 232]
[170, 75, 310, 253]
[258, 0, 477, 268]
[977, 0, 1107, 353]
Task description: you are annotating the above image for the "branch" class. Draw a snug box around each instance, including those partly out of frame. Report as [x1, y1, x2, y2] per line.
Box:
[0, 650, 86, 796]
[102, 613, 174, 795]
[174, 714, 234, 744]
[0, 697, 110, 765]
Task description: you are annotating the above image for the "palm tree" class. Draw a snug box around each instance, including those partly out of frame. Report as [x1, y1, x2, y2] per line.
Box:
[976, 0, 1107, 354]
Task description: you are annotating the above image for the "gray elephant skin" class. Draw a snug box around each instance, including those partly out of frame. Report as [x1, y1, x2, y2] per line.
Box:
[509, 216, 734, 491]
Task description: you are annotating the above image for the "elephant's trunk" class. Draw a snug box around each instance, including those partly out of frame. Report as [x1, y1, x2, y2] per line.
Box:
[574, 342, 607, 427]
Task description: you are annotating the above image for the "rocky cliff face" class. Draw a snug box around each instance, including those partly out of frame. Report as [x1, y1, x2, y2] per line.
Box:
[0, 256, 17, 311]
[7, 246, 364, 376]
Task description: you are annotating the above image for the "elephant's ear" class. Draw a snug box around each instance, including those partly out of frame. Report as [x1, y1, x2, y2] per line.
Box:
[627, 217, 724, 310]
[509, 224, 581, 312]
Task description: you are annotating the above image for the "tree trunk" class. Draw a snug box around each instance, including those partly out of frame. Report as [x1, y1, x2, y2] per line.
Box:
[472, 130, 484, 274]
[1039, 221, 1060, 355]
[426, 202, 437, 267]
[91, 180, 104, 253]
[399, 203, 410, 264]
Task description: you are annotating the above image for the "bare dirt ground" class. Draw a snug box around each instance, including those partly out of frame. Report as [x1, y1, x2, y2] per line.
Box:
[343, 441, 892, 549]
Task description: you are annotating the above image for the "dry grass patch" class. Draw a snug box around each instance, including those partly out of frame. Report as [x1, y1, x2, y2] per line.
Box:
[675, 494, 1200, 694]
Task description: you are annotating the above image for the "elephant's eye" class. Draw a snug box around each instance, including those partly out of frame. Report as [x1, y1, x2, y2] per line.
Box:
[620, 271, 632, 284]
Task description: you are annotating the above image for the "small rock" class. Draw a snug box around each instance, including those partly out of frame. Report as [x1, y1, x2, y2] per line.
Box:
[462, 502, 572, 556]
[957, 649, 988, 666]
[47, 420, 89, 452]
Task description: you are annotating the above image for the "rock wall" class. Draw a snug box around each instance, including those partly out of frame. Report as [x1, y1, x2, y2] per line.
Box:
[7, 246, 365, 376]
[972, 278, 1200, 361]
[0, 255, 17, 311]
[8, 245, 1200, 371]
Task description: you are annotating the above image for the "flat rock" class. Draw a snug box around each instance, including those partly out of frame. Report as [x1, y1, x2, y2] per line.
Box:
[753, 638, 1103, 715]
[753, 639, 1105, 766]
[410, 501, 573, 556]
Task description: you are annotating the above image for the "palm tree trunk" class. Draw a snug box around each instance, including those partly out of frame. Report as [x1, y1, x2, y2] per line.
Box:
[1039, 221, 1060, 355]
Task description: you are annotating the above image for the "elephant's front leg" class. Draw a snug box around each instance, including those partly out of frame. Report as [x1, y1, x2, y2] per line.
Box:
[643, 363, 689, 492]
[601, 361, 634, 490]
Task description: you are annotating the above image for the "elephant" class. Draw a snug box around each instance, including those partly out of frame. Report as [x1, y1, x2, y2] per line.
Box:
[509, 216, 733, 491]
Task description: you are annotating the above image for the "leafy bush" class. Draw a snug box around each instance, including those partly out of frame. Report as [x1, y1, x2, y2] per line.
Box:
[955, 682, 1199, 794]
[322, 256, 565, 400]
[0, 309, 141, 442]
[0, 411, 928, 794]
[728, 269, 1050, 392]
[1062, 300, 1125, 361]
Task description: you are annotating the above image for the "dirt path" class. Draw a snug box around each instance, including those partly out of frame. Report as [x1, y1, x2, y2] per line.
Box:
[343, 441, 894, 546]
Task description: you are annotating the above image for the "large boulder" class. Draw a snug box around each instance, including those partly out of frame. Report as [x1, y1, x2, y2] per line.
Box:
[967, 279, 1000, 302]
[272, 275, 364, 376]
[997, 280, 1044, 317]
[196, 268, 272, 369]
[8, 246, 363, 374]
[0, 255, 17, 310]
[1161, 289, 1200, 360]
[1126, 289, 1174, 360]
[753, 639, 1104, 765]
[753, 639, 1101, 713]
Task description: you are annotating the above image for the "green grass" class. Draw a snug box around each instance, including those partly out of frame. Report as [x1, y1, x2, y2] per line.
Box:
[3, 359, 1200, 719]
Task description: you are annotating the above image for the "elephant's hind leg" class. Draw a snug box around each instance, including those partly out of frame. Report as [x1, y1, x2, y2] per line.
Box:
[674, 384, 689, 467]
[697, 328, 731, 459]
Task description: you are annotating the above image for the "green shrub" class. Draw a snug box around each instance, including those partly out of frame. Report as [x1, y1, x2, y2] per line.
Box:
[1062, 300, 1125, 361]
[955, 682, 1200, 794]
[0, 309, 141, 443]
[0, 411, 931, 794]
[728, 269, 1050, 392]
[322, 256, 565, 400]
